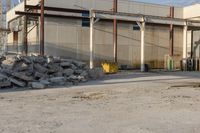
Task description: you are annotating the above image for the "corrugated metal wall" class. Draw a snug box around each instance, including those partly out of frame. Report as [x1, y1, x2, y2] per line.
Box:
[43, 17, 183, 68]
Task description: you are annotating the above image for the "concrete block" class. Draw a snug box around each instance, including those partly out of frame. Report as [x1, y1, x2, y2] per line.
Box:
[63, 69, 74, 77]
[9, 77, 26, 87]
[49, 77, 66, 83]
[31, 82, 46, 89]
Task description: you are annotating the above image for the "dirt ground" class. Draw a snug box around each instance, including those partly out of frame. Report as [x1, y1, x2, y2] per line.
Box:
[1, 71, 200, 133]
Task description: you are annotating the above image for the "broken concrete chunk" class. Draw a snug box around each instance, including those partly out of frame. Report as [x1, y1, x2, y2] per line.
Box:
[70, 64, 77, 70]
[72, 60, 86, 68]
[9, 77, 26, 87]
[34, 63, 48, 73]
[63, 69, 74, 77]
[49, 77, 66, 83]
[0, 55, 93, 88]
[39, 80, 51, 86]
[33, 56, 46, 64]
[74, 70, 83, 75]
[60, 62, 71, 67]
[88, 68, 104, 79]
[34, 72, 45, 79]
[12, 72, 34, 82]
[0, 81, 11, 88]
[31, 82, 45, 89]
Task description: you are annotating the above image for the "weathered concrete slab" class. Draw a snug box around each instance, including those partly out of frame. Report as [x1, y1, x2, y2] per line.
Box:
[12, 72, 34, 82]
[9, 77, 26, 87]
[31, 82, 45, 89]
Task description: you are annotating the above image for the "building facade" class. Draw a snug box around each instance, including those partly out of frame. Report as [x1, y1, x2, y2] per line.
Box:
[6, 0, 200, 69]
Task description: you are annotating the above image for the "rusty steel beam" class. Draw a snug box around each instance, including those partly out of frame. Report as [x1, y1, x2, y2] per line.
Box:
[15, 11, 89, 19]
[169, 6, 174, 56]
[191, 30, 194, 58]
[24, 0, 28, 55]
[25, 5, 89, 13]
[113, 0, 118, 63]
[40, 0, 44, 56]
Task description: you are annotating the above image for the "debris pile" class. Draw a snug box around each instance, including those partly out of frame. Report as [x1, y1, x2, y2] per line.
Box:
[0, 55, 104, 89]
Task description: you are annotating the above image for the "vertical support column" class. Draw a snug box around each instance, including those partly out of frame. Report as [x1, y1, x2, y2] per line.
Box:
[113, 0, 118, 63]
[89, 10, 94, 69]
[40, 0, 45, 56]
[191, 30, 194, 58]
[23, 0, 28, 55]
[169, 6, 174, 56]
[183, 25, 188, 59]
[141, 22, 145, 72]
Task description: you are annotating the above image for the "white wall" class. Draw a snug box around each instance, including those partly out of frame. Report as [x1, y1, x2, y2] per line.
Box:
[183, 4, 200, 19]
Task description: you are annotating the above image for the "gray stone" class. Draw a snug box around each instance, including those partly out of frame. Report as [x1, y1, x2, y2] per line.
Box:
[88, 68, 104, 79]
[34, 63, 48, 73]
[53, 72, 63, 77]
[34, 72, 44, 79]
[12, 72, 34, 82]
[31, 82, 45, 89]
[33, 56, 46, 64]
[60, 62, 71, 67]
[80, 71, 88, 77]
[9, 77, 26, 87]
[72, 60, 86, 68]
[39, 80, 51, 86]
[63, 69, 74, 77]
[49, 77, 66, 83]
[0, 81, 11, 88]
[74, 69, 83, 75]
[70, 64, 77, 70]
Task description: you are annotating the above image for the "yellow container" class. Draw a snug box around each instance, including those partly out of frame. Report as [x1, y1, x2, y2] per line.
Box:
[101, 62, 118, 74]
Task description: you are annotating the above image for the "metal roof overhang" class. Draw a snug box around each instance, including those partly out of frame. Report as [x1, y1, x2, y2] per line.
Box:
[93, 11, 200, 27]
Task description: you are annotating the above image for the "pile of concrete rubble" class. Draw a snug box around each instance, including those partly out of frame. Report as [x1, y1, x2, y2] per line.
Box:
[0, 55, 104, 89]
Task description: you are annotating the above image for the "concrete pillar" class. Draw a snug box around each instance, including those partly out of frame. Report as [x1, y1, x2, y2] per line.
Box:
[141, 22, 145, 72]
[183, 25, 188, 59]
[90, 10, 94, 69]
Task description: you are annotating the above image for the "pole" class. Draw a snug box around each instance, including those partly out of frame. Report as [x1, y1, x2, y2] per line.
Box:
[141, 22, 145, 72]
[183, 25, 188, 59]
[23, 0, 28, 55]
[40, 0, 45, 55]
[169, 6, 174, 56]
[90, 10, 94, 69]
[113, 0, 118, 63]
[191, 30, 194, 58]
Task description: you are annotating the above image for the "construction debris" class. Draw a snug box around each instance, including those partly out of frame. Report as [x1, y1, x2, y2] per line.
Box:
[0, 55, 104, 89]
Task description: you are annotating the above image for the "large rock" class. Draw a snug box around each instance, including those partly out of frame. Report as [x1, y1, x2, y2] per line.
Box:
[60, 62, 71, 67]
[63, 69, 74, 77]
[34, 63, 48, 73]
[31, 82, 45, 89]
[72, 60, 86, 68]
[0, 81, 11, 88]
[49, 77, 66, 83]
[88, 68, 104, 80]
[9, 77, 26, 87]
[0, 74, 11, 88]
[12, 72, 34, 82]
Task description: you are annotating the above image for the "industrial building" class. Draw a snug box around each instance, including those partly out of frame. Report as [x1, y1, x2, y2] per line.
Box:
[0, 0, 11, 53]
[5, 0, 200, 71]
